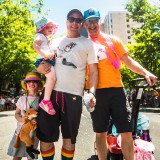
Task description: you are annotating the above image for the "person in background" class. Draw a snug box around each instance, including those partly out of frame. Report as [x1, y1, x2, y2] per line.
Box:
[7, 72, 43, 160]
[0, 95, 5, 111]
[11, 96, 16, 110]
[83, 8, 157, 160]
[34, 16, 58, 115]
[36, 9, 98, 160]
[6, 96, 12, 110]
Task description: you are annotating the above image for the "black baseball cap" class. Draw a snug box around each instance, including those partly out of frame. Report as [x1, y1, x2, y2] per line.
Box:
[67, 9, 83, 19]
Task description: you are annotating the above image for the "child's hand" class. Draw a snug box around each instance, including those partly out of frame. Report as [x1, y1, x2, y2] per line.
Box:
[46, 52, 54, 59]
[30, 118, 37, 125]
[21, 116, 28, 123]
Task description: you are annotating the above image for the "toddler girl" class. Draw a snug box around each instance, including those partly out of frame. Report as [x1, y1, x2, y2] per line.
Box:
[34, 17, 58, 115]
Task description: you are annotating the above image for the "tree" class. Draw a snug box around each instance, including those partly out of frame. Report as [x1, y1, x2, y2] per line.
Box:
[0, 0, 44, 91]
[122, 0, 160, 88]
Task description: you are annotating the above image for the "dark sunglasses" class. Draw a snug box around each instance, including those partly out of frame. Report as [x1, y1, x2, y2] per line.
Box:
[25, 80, 39, 83]
[68, 17, 83, 24]
[85, 17, 99, 25]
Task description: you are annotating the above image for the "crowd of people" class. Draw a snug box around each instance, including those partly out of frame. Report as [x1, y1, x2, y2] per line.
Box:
[2, 7, 158, 160]
[0, 95, 18, 111]
[128, 88, 160, 107]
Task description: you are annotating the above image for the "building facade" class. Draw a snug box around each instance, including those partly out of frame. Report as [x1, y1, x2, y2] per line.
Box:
[102, 11, 141, 44]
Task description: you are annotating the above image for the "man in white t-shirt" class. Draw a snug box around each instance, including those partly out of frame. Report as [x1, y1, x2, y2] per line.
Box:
[36, 9, 98, 160]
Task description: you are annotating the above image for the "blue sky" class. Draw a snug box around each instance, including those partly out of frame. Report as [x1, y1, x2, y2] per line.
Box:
[32, 0, 128, 37]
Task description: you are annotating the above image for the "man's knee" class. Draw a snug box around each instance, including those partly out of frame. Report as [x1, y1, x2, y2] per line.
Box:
[121, 132, 133, 142]
[40, 141, 54, 151]
[121, 132, 134, 147]
[96, 132, 107, 140]
[63, 139, 75, 150]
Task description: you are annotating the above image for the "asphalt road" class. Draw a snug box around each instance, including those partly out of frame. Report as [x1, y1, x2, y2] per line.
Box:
[140, 108, 160, 160]
[0, 107, 159, 160]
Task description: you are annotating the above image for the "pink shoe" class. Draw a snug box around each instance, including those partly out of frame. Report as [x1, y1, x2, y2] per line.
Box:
[39, 100, 56, 115]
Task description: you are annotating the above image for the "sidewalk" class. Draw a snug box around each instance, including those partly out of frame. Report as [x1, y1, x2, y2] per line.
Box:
[0, 109, 96, 160]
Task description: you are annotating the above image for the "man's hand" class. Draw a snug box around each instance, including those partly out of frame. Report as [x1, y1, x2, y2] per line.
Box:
[89, 97, 96, 108]
[145, 73, 158, 86]
[37, 61, 52, 74]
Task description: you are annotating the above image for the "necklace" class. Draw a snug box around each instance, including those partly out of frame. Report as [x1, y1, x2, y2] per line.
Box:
[25, 96, 38, 110]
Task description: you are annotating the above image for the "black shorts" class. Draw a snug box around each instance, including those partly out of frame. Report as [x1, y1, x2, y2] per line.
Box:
[91, 88, 132, 133]
[36, 90, 82, 144]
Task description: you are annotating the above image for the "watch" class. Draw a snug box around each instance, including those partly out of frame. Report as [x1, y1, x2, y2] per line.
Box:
[89, 91, 96, 97]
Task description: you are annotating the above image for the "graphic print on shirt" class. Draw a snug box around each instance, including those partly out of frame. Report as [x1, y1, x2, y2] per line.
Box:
[64, 42, 77, 52]
[56, 42, 77, 64]
[97, 44, 108, 60]
[58, 42, 77, 55]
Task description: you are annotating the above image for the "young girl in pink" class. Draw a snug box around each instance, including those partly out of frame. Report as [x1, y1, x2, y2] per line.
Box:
[33, 17, 58, 115]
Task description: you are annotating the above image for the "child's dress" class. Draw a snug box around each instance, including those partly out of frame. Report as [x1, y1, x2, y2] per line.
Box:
[34, 33, 55, 68]
[7, 95, 39, 159]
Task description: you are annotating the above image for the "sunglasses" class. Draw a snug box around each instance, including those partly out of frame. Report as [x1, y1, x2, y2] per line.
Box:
[25, 80, 39, 83]
[85, 17, 100, 25]
[68, 17, 83, 24]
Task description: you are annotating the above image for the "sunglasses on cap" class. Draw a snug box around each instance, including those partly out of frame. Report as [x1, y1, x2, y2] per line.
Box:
[25, 80, 39, 83]
[67, 17, 83, 24]
[85, 17, 100, 25]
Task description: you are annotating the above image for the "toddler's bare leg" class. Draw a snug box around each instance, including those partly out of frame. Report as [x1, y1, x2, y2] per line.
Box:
[44, 66, 56, 100]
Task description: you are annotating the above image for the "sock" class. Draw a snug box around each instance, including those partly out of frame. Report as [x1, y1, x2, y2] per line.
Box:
[61, 147, 75, 160]
[41, 146, 55, 160]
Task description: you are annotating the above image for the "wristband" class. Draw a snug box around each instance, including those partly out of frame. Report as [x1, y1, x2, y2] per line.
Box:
[89, 91, 96, 97]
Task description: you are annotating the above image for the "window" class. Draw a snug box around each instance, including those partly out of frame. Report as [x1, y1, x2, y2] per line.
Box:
[127, 30, 130, 33]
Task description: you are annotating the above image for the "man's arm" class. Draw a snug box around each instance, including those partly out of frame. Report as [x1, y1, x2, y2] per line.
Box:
[87, 63, 98, 108]
[88, 63, 98, 95]
[121, 54, 157, 85]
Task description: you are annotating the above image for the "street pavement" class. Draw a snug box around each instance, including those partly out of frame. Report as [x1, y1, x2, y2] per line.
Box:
[0, 107, 160, 160]
[0, 107, 97, 160]
[140, 108, 160, 160]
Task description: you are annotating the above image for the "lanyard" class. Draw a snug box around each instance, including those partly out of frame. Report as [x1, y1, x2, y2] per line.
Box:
[25, 96, 37, 110]
[89, 32, 121, 69]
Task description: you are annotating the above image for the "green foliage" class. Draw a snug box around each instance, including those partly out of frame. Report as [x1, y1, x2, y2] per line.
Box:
[122, 0, 160, 88]
[0, 0, 44, 90]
